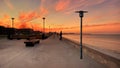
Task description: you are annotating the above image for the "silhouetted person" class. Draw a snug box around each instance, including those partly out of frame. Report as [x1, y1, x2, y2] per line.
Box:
[42, 33, 45, 39]
[59, 31, 62, 40]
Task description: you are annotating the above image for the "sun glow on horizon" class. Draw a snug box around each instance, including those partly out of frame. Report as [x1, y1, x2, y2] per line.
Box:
[0, 0, 120, 34]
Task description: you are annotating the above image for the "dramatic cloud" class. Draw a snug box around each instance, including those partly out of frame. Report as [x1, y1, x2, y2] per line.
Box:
[18, 22, 31, 29]
[0, 14, 10, 27]
[4, 0, 14, 10]
[18, 7, 48, 29]
[0, 0, 49, 31]
[55, 0, 70, 11]
[0, 0, 120, 33]
[18, 11, 38, 23]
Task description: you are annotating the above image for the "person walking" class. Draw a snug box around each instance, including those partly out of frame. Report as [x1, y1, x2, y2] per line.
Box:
[59, 31, 62, 40]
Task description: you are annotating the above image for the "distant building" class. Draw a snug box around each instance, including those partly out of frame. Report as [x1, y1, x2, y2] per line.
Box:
[16, 28, 33, 35]
[0, 26, 42, 36]
[0, 26, 14, 35]
[0, 26, 6, 35]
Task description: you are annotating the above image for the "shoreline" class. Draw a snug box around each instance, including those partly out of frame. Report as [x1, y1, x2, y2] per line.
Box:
[62, 37, 120, 68]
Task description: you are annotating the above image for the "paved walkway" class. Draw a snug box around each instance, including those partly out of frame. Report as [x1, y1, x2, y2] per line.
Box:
[0, 35, 107, 68]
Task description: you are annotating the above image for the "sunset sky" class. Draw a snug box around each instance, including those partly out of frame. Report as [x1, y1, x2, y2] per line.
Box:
[0, 0, 120, 34]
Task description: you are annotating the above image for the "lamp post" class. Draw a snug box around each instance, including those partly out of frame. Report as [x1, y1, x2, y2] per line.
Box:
[49, 26, 50, 33]
[42, 17, 45, 39]
[11, 18, 15, 28]
[43, 17, 45, 33]
[75, 11, 88, 59]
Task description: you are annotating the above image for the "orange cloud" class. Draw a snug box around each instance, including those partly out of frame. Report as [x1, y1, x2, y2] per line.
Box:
[55, 0, 70, 11]
[46, 25, 79, 33]
[9, 1, 49, 30]
[18, 7, 48, 22]
[0, 0, 58, 31]
[18, 22, 31, 29]
[0, 9, 48, 30]
[52, 23, 120, 34]
[14, 20, 43, 31]
[32, 24, 42, 31]
[17, 7, 48, 29]
[4, 0, 14, 10]
[18, 11, 38, 23]
[83, 23, 120, 34]
[0, 14, 10, 27]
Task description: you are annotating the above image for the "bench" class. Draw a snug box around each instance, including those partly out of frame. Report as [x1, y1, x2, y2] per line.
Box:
[24, 39, 40, 47]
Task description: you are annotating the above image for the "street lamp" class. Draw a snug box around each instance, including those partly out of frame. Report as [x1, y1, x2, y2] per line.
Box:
[75, 10, 88, 59]
[43, 17, 45, 33]
[49, 26, 50, 33]
[11, 18, 15, 28]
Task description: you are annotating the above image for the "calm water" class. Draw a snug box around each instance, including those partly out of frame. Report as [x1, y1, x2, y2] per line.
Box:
[63, 34, 120, 54]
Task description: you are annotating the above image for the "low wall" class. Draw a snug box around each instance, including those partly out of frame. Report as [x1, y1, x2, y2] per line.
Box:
[63, 37, 120, 68]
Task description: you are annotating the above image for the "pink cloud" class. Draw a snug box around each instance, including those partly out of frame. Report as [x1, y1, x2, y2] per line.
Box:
[64, 0, 105, 14]
[55, 0, 70, 11]
[39, 7, 49, 17]
[4, 0, 14, 10]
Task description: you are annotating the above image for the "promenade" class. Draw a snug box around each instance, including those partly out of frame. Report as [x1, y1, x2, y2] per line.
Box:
[0, 35, 107, 68]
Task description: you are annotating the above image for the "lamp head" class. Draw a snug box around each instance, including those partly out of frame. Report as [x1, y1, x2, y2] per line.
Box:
[11, 18, 15, 20]
[75, 11, 88, 17]
[43, 17, 45, 20]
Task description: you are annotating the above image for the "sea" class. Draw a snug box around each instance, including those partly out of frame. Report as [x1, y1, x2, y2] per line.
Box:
[63, 34, 120, 58]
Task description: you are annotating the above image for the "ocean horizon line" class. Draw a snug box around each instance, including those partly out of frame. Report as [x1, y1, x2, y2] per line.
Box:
[63, 33, 120, 35]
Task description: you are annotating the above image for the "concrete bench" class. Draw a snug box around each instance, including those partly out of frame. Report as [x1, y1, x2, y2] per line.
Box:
[24, 39, 40, 47]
